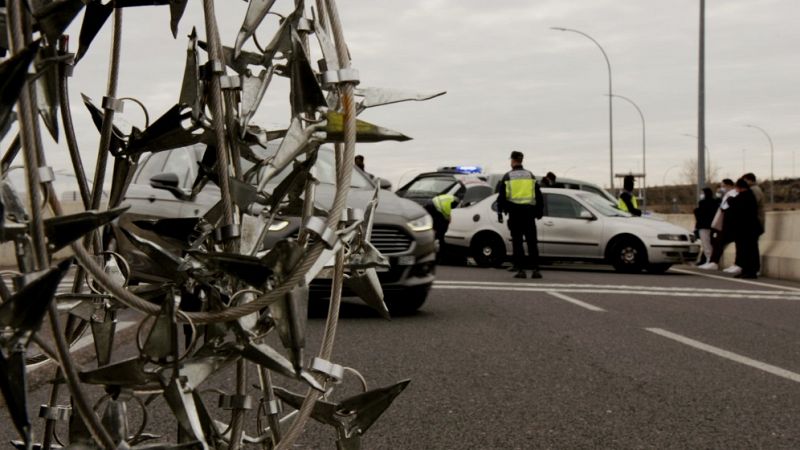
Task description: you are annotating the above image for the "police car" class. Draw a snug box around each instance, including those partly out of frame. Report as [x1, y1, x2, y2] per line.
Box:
[395, 166, 494, 209]
[444, 188, 699, 273]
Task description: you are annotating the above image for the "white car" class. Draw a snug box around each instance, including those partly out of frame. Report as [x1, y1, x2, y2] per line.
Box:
[445, 188, 700, 273]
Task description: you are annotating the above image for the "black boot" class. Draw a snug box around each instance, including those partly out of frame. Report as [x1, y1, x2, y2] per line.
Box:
[513, 270, 527, 279]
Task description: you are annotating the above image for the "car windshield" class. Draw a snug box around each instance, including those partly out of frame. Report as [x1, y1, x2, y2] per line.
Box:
[403, 177, 458, 197]
[242, 146, 373, 189]
[576, 192, 631, 217]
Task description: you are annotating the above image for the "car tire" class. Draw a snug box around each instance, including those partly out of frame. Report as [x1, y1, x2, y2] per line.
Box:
[384, 285, 430, 315]
[609, 237, 647, 273]
[646, 263, 672, 274]
[470, 233, 506, 267]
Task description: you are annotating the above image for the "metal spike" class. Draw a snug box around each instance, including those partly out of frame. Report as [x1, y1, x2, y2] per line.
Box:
[189, 251, 273, 287]
[0, 259, 72, 345]
[272, 387, 339, 427]
[197, 40, 264, 76]
[43, 206, 129, 253]
[34, 44, 61, 141]
[179, 28, 202, 119]
[239, 69, 274, 134]
[344, 268, 389, 320]
[125, 104, 207, 156]
[142, 293, 180, 363]
[80, 93, 129, 153]
[32, 0, 85, 43]
[179, 352, 236, 391]
[289, 29, 328, 115]
[0, 348, 31, 446]
[237, 342, 323, 392]
[79, 357, 159, 387]
[0, 40, 40, 134]
[269, 282, 308, 369]
[132, 217, 201, 247]
[162, 378, 209, 449]
[339, 379, 411, 436]
[168, 0, 188, 38]
[233, 0, 277, 58]
[257, 117, 319, 188]
[324, 111, 412, 143]
[119, 227, 186, 282]
[313, 14, 340, 71]
[75, 0, 113, 62]
[100, 396, 129, 445]
[91, 309, 117, 367]
[355, 87, 447, 110]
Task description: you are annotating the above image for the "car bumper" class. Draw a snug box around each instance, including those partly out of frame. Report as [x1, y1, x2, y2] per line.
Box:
[648, 244, 701, 264]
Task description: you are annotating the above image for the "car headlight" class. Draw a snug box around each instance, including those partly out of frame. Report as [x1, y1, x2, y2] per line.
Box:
[269, 219, 289, 231]
[657, 234, 688, 242]
[407, 215, 433, 232]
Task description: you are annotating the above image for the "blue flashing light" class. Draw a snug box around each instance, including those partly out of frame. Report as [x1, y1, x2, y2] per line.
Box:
[454, 165, 482, 174]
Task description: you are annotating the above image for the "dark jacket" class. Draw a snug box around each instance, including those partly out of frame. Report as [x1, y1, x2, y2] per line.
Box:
[619, 191, 642, 216]
[694, 197, 720, 230]
[726, 189, 762, 238]
[496, 166, 544, 219]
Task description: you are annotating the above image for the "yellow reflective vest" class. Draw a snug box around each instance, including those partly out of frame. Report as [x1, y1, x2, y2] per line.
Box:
[617, 193, 639, 212]
[505, 169, 536, 205]
[432, 194, 456, 220]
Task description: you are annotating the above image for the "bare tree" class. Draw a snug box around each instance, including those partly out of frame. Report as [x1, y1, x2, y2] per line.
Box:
[681, 157, 720, 187]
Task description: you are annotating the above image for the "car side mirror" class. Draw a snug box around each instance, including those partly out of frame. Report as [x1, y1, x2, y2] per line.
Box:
[579, 210, 596, 220]
[378, 178, 392, 190]
[150, 172, 191, 201]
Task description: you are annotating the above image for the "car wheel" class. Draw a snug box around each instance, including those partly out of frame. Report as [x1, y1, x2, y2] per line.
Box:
[646, 263, 672, 274]
[470, 233, 506, 267]
[609, 237, 647, 273]
[384, 285, 430, 315]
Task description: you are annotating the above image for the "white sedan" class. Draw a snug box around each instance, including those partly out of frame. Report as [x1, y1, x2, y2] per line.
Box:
[444, 188, 700, 273]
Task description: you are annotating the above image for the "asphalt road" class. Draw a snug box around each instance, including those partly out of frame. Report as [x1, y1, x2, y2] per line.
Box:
[4, 263, 800, 449]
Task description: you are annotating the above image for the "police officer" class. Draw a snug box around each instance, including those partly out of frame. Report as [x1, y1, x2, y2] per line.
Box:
[497, 151, 544, 279]
[429, 193, 457, 243]
[617, 174, 642, 216]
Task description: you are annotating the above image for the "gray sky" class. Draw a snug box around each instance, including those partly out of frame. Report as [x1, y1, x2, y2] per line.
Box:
[5, 0, 799, 193]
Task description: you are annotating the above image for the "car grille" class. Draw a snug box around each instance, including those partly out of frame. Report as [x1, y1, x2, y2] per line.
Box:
[292, 225, 413, 254]
[369, 226, 413, 254]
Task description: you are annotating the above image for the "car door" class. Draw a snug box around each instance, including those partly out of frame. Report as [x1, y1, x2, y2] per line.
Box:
[124, 151, 187, 218]
[539, 193, 603, 258]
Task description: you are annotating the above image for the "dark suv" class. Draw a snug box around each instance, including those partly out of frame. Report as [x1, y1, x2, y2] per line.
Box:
[116, 144, 436, 312]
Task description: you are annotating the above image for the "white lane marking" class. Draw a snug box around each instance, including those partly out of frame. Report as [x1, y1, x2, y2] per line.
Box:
[433, 284, 800, 301]
[547, 291, 606, 312]
[646, 328, 800, 384]
[30, 321, 136, 372]
[435, 280, 798, 296]
[670, 268, 800, 292]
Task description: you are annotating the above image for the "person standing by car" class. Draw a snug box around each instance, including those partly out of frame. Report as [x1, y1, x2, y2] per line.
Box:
[694, 187, 719, 265]
[742, 173, 765, 232]
[700, 178, 737, 271]
[617, 175, 642, 216]
[726, 178, 762, 278]
[497, 151, 544, 279]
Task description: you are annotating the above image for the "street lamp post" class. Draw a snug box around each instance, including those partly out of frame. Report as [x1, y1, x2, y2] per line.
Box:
[744, 124, 775, 204]
[551, 27, 614, 191]
[609, 94, 646, 211]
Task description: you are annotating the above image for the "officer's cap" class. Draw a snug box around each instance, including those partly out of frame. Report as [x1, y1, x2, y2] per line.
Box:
[510, 151, 524, 161]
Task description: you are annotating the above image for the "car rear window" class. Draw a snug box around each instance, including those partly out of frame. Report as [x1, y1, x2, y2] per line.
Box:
[403, 177, 458, 196]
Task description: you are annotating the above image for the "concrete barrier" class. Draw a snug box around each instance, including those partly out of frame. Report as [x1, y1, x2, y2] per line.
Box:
[661, 210, 800, 282]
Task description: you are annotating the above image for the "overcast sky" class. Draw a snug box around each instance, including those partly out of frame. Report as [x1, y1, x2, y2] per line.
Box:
[5, 0, 799, 193]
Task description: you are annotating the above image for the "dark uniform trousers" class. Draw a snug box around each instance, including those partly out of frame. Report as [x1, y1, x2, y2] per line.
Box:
[507, 204, 539, 270]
